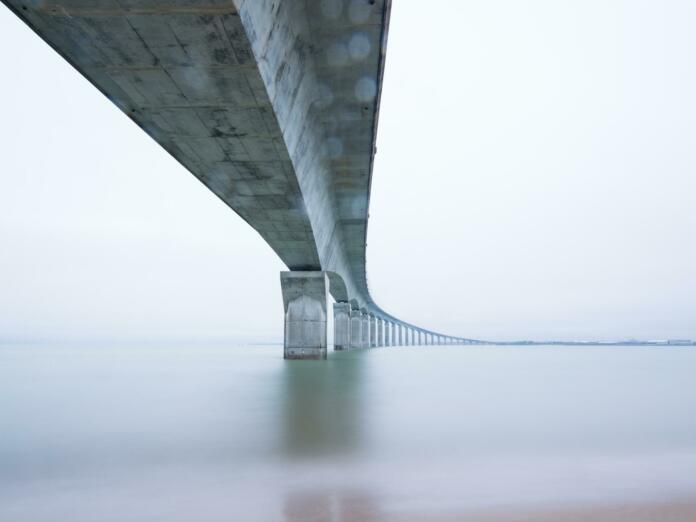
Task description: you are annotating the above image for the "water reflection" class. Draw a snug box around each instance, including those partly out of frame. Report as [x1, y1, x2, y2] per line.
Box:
[2, 345, 696, 521]
[280, 351, 367, 458]
[284, 488, 380, 522]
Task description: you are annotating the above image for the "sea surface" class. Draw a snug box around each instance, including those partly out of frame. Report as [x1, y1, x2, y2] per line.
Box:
[2, 343, 696, 521]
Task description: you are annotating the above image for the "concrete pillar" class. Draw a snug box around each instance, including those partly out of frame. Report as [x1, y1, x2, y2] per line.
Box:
[350, 309, 362, 349]
[280, 271, 329, 360]
[333, 302, 351, 351]
[398, 324, 403, 346]
[361, 312, 369, 348]
[385, 321, 391, 346]
[369, 315, 377, 347]
[404, 327, 410, 346]
[377, 318, 383, 347]
[418, 330, 422, 346]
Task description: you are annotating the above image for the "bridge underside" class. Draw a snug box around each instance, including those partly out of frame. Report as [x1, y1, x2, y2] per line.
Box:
[3, 0, 484, 356]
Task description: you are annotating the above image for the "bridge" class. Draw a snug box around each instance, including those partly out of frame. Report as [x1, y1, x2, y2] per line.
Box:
[4, 0, 485, 357]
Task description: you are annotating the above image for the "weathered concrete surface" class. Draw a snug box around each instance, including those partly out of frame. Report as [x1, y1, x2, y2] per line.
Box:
[377, 317, 383, 347]
[333, 302, 351, 351]
[281, 271, 329, 359]
[1, 0, 486, 353]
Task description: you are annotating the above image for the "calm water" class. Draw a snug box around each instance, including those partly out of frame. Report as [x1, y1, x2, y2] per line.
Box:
[2, 344, 696, 521]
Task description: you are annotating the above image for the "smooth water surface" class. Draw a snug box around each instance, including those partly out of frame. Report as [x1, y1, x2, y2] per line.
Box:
[2, 344, 696, 521]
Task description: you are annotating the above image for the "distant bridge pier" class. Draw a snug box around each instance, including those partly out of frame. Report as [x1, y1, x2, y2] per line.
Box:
[333, 302, 351, 351]
[350, 309, 362, 350]
[385, 322, 392, 347]
[377, 318, 384, 347]
[405, 327, 410, 346]
[280, 272, 329, 360]
[418, 331, 422, 345]
[361, 312, 370, 348]
[369, 315, 377, 348]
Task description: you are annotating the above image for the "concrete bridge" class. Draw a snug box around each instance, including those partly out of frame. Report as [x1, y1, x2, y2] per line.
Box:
[4, 0, 485, 357]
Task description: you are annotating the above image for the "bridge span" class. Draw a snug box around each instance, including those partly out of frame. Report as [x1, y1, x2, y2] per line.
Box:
[4, 0, 484, 357]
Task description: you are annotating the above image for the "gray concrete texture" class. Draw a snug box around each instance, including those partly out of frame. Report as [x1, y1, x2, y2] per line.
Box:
[281, 271, 329, 359]
[2, 0, 485, 354]
[333, 301, 351, 351]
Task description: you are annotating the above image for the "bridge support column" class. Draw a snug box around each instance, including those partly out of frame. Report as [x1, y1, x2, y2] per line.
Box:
[333, 302, 351, 351]
[361, 312, 370, 348]
[398, 324, 403, 346]
[350, 309, 362, 349]
[281, 271, 329, 360]
[377, 318, 383, 347]
[369, 315, 377, 347]
[385, 322, 391, 346]
[418, 331, 422, 346]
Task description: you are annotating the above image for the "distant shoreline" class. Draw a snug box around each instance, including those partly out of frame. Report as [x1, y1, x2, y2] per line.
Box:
[492, 340, 695, 347]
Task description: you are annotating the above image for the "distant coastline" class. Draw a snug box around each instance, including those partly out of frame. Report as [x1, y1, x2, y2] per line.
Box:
[494, 339, 695, 346]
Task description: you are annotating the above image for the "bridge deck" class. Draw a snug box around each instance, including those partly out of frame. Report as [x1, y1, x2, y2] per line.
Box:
[3, 0, 479, 345]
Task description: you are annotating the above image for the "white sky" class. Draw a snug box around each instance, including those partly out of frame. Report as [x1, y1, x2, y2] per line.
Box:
[1, 1, 694, 343]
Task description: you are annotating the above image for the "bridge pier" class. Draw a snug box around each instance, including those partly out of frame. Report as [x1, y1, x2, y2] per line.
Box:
[350, 309, 362, 349]
[281, 271, 329, 360]
[377, 318, 384, 347]
[361, 312, 370, 348]
[333, 302, 351, 351]
[369, 315, 377, 348]
[385, 322, 391, 346]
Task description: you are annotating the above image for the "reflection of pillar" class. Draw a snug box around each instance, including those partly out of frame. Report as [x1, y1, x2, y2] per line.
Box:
[361, 312, 369, 348]
[280, 340, 367, 457]
[369, 315, 377, 348]
[377, 318, 383, 347]
[350, 309, 362, 349]
[281, 271, 329, 360]
[333, 302, 351, 351]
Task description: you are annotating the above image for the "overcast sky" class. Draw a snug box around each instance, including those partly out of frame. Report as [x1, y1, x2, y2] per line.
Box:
[1, 0, 694, 343]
